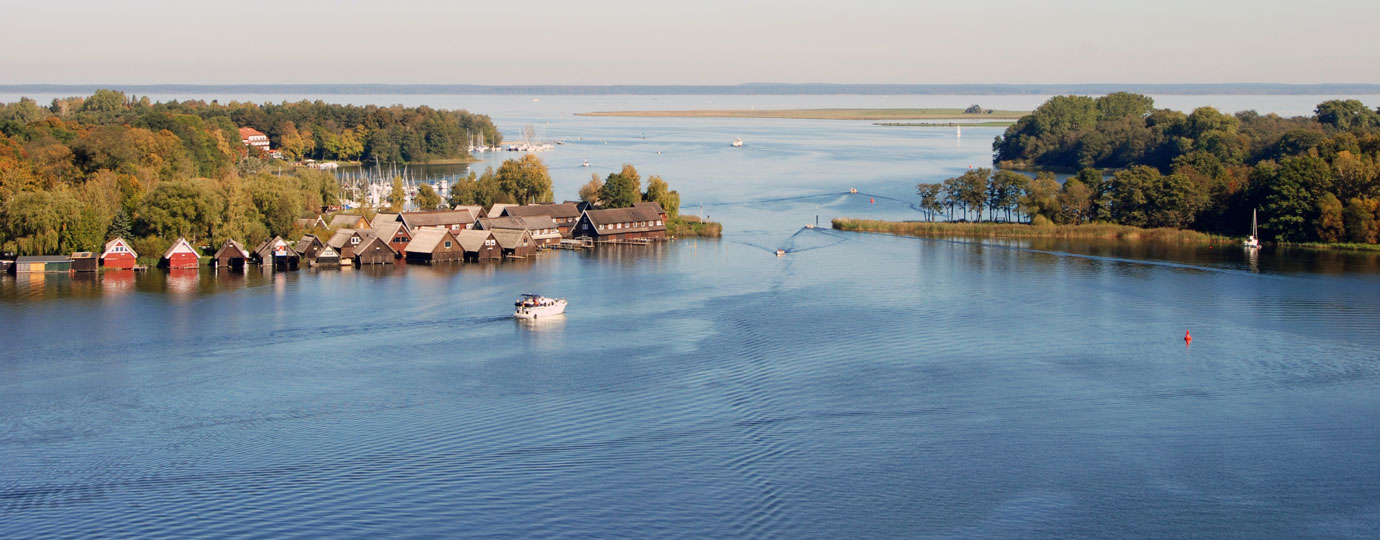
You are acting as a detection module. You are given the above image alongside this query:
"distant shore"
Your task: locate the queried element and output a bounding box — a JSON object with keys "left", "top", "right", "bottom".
{"left": 577, "top": 108, "right": 1028, "bottom": 121}
{"left": 875, "top": 121, "right": 1016, "bottom": 127}
{"left": 832, "top": 218, "right": 1228, "bottom": 243}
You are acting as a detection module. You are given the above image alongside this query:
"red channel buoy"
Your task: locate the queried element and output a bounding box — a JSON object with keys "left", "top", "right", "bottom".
{"left": 870, "top": 198, "right": 875, "bottom": 204}
{"left": 1184, "top": 330, "right": 1192, "bottom": 344}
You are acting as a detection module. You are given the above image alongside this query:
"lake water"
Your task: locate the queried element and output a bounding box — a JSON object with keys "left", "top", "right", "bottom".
{"left": 4, "top": 95, "right": 1380, "bottom": 539}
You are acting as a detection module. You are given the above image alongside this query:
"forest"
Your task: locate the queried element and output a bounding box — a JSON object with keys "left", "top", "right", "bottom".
{"left": 0, "top": 90, "right": 500, "bottom": 257}
{"left": 983, "top": 93, "right": 1380, "bottom": 242}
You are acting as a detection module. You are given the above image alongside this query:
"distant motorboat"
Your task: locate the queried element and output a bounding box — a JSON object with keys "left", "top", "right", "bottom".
{"left": 514, "top": 294, "right": 566, "bottom": 319}
{"left": 582, "top": 159, "right": 589, "bottom": 167}
{"left": 1244, "top": 209, "right": 1261, "bottom": 249}
{"left": 731, "top": 137, "right": 743, "bottom": 147}
{"left": 776, "top": 249, "right": 786, "bottom": 257}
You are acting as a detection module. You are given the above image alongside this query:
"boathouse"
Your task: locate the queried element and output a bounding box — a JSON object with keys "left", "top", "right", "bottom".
{"left": 213, "top": 239, "right": 250, "bottom": 270}
{"left": 501, "top": 202, "right": 582, "bottom": 237}
{"left": 100, "top": 237, "right": 138, "bottom": 269}
{"left": 404, "top": 228, "right": 465, "bottom": 264}
{"left": 633, "top": 201, "right": 669, "bottom": 222}
{"left": 161, "top": 237, "right": 200, "bottom": 269}
{"left": 456, "top": 229, "right": 502, "bottom": 261}
{"left": 353, "top": 233, "right": 397, "bottom": 265}
{"left": 369, "top": 213, "right": 399, "bottom": 229}
{"left": 328, "top": 214, "right": 371, "bottom": 230}
{"left": 295, "top": 234, "right": 327, "bottom": 262}
{"left": 572, "top": 207, "right": 667, "bottom": 242}
{"left": 327, "top": 228, "right": 367, "bottom": 259}
{"left": 315, "top": 245, "right": 341, "bottom": 266}
{"left": 372, "top": 221, "right": 412, "bottom": 254}
{"left": 70, "top": 252, "right": 98, "bottom": 272}
{"left": 13, "top": 256, "right": 71, "bottom": 273}
{"left": 487, "top": 203, "right": 516, "bottom": 219}
{"left": 490, "top": 229, "right": 536, "bottom": 258}
{"left": 476, "top": 216, "right": 562, "bottom": 247}
{"left": 253, "top": 236, "right": 300, "bottom": 270}
{"left": 399, "top": 209, "right": 477, "bottom": 233}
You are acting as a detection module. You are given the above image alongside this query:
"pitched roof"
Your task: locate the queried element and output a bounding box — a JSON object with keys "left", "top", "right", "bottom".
{"left": 101, "top": 237, "right": 137, "bottom": 259}
{"left": 254, "top": 236, "right": 299, "bottom": 258}
{"left": 502, "top": 202, "right": 581, "bottom": 220}
{"left": 452, "top": 205, "right": 485, "bottom": 219}
{"left": 399, "top": 210, "right": 476, "bottom": 229}
{"left": 404, "top": 227, "right": 458, "bottom": 253}
{"left": 161, "top": 237, "right": 200, "bottom": 260}
{"left": 370, "top": 213, "right": 400, "bottom": 229}
{"left": 295, "top": 234, "right": 323, "bottom": 254}
{"left": 239, "top": 127, "right": 266, "bottom": 139}
{"left": 294, "top": 215, "right": 327, "bottom": 229}
{"left": 634, "top": 201, "right": 667, "bottom": 215}
{"left": 371, "top": 221, "right": 409, "bottom": 241}
{"left": 214, "top": 239, "right": 249, "bottom": 259}
{"left": 490, "top": 228, "right": 533, "bottom": 249}
{"left": 355, "top": 233, "right": 396, "bottom": 255}
{"left": 478, "top": 215, "right": 559, "bottom": 232}
{"left": 487, "top": 203, "right": 515, "bottom": 219}
{"left": 328, "top": 214, "right": 369, "bottom": 229}
{"left": 326, "top": 229, "right": 360, "bottom": 249}
{"left": 455, "top": 229, "right": 496, "bottom": 252}
{"left": 581, "top": 206, "right": 665, "bottom": 231}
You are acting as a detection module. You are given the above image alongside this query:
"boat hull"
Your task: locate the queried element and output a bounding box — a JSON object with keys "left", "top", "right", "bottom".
{"left": 514, "top": 299, "right": 567, "bottom": 319}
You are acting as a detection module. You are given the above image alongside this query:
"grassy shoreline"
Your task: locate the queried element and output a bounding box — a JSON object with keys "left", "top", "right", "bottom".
{"left": 578, "top": 108, "right": 1028, "bottom": 121}
{"left": 832, "top": 218, "right": 1231, "bottom": 244}
{"left": 668, "top": 216, "right": 722, "bottom": 238}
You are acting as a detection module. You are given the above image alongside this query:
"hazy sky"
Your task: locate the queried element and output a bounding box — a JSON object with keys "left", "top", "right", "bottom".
{"left": 5, "top": 0, "right": 1378, "bottom": 85}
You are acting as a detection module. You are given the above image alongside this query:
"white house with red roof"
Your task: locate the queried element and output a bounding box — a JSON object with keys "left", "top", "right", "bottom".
{"left": 239, "top": 127, "right": 270, "bottom": 152}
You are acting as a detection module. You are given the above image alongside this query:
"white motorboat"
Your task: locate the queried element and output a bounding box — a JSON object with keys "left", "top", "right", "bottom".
{"left": 731, "top": 137, "right": 743, "bottom": 147}
{"left": 514, "top": 294, "right": 567, "bottom": 319}
{"left": 1244, "top": 209, "right": 1260, "bottom": 249}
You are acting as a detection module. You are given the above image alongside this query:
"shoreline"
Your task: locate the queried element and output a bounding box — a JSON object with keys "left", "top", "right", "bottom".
{"left": 831, "top": 218, "right": 1230, "bottom": 243}
{"left": 577, "top": 108, "right": 1028, "bottom": 121}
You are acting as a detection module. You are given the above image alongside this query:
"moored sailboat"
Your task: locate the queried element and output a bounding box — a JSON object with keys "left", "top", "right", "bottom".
{"left": 1244, "top": 209, "right": 1260, "bottom": 249}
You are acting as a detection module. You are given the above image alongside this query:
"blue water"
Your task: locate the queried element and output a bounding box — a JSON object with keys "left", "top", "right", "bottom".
{"left": 4, "top": 95, "right": 1380, "bottom": 538}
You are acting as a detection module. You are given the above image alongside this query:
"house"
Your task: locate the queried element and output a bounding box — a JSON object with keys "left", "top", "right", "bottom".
{"left": 501, "top": 202, "right": 582, "bottom": 237}
{"left": 403, "top": 228, "right": 465, "bottom": 264}
{"left": 399, "top": 209, "right": 477, "bottom": 233}
{"left": 353, "top": 233, "right": 397, "bottom": 265}
{"left": 372, "top": 221, "right": 412, "bottom": 255}
{"left": 295, "top": 234, "right": 327, "bottom": 262}
{"left": 315, "top": 245, "right": 341, "bottom": 266}
{"left": 213, "top": 239, "right": 250, "bottom": 270}
{"left": 13, "top": 256, "right": 71, "bottom": 273}
{"left": 634, "top": 201, "right": 669, "bottom": 221}
{"left": 476, "top": 216, "right": 562, "bottom": 247}
{"left": 252, "top": 236, "right": 300, "bottom": 270}
{"left": 490, "top": 228, "right": 536, "bottom": 259}
{"left": 452, "top": 205, "right": 485, "bottom": 221}
{"left": 294, "top": 215, "right": 328, "bottom": 229}
{"left": 239, "top": 127, "right": 270, "bottom": 152}
{"left": 100, "top": 237, "right": 138, "bottom": 269}
{"left": 161, "top": 237, "right": 200, "bottom": 269}
{"left": 327, "top": 228, "right": 368, "bottom": 259}
{"left": 369, "top": 213, "right": 399, "bottom": 230}
{"left": 70, "top": 252, "right": 98, "bottom": 272}
{"left": 572, "top": 207, "right": 667, "bottom": 242}
{"left": 456, "top": 229, "right": 502, "bottom": 261}
{"left": 328, "top": 214, "right": 371, "bottom": 230}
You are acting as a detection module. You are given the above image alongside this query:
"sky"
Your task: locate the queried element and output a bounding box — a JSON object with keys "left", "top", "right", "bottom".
{"left": 4, "top": 0, "right": 1379, "bottom": 85}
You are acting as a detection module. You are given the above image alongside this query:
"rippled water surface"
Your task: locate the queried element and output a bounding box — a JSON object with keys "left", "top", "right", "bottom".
{"left": 4, "top": 95, "right": 1380, "bottom": 539}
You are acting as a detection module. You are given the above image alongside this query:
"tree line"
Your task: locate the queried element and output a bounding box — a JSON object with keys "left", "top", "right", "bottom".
{"left": 985, "top": 93, "right": 1380, "bottom": 242}
{"left": 0, "top": 90, "right": 500, "bottom": 257}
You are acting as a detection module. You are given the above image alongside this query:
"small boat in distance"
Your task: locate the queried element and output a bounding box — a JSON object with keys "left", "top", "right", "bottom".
{"left": 956, "top": 125, "right": 962, "bottom": 138}
{"left": 731, "top": 137, "right": 743, "bottom": 147}
{"left": 776, "top": 249, "right": 786, "bottom": 257}
{"left": 1244, "top": 209, "right": 1260, "bottom": 249}
{"left": 582, "top": 159, "right": 589, "bottom": 167}
{"left": 514, "top": 294, "right": 567, "bottom": 319}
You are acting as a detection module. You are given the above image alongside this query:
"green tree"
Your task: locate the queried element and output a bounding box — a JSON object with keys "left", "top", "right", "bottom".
{"left": 1315, "top": 100, "right": 1380, "bottom": 131}
{"left": 107, "top": 208, "right": 132, "bottom": 239}
{"left": 599, "top": 169, "right": 641, "bottom": 209}
{"left": 987, "top": 171, "right": 1028, "bottom": 222}
{"left": 1095, "top": 92, "right": 1155, "bottom": 121}
{"left": 136, "top": 178, "right": 224, "bottom": 241}
{"left": 448, "top": 170, "right": 478, "bottom": 208}
{"left": 1343, "top": 198, "right": 1378, "bottom": 243}
{"left": 917, "top": 183, "right": 944, "bottom": 222}
{"left": 579, "top": 173, "right": 603, "bottom": 206}
{"left": 495, "top": 154, "right": 553, "bottom": 204}
{"left": 1315, "top": 192, "right": 1345, "bottom": 242}
{"left": 643, "top": 175, "right": 679, "bottom": 219}
{"left": 386, "top": 177, "right": 404, "bottom": 212}
{"left": 1059, "top": 177, "right": 1092, "bottom": 224}
{"left": 417, "top": 183, "right": 441, "bottom": 210}
{"left": 1019, "top": 172, "right": 1061, "bottom": 223}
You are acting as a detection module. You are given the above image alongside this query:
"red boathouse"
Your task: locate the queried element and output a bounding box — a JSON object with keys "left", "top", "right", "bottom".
{"left": 100, "top": 237, "right": 138, "bottom": 269}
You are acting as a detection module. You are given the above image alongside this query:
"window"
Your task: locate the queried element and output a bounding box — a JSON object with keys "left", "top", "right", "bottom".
{"left": 445, "top": 241, "right": 452, "bottom": 249}
{"left": 657, "top": 220, "right": 663, "bottom": 226}
{"left": 350, "top": 237, "right": 360, "bottom": 245}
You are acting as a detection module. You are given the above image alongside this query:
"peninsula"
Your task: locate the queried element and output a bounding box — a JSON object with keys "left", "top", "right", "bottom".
{"left": 577, "top": 108, "right": 1028, "bottom": 121}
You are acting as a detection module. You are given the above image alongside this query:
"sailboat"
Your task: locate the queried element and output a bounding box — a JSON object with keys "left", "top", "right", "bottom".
{"left": 956, "top": 125, "right": 962, "bottom": 138}
{"left": 1244, "top": 209, "right": 1260, "bottom": 249}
